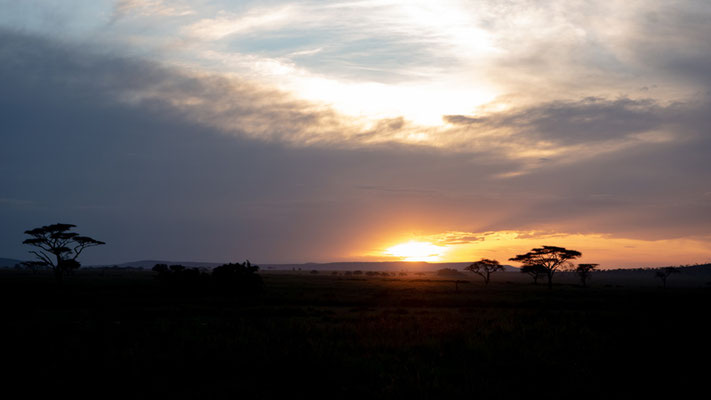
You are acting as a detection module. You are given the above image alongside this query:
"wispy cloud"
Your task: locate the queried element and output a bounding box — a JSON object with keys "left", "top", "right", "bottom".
{"left": 183, "top": 5, "right": 298, "bottom": 40}
{"left": 113, "top": 0, "right": 194, "bottom": 20}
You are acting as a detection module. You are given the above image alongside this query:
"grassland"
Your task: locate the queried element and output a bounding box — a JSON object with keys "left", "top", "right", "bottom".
{"left": 1, "top": 269, "right": 709, "bottom": 399}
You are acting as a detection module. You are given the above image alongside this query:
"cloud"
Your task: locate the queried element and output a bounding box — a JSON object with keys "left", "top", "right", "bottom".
{"left": 441, "top": 96, "right": 703, "bottom": 168}
{"left": 113, "top": 0, "right": 194, "bottom": 20}
{"left": 184, "top": 5, "right": 297, "bottom": 40}
{"left": 2, "top": 28, "right": 711, "bottom": 266}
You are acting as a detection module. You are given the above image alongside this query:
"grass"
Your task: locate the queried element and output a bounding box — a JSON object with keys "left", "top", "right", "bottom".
{"left": 1, "top": 269, "right": 709, "bottom": 399}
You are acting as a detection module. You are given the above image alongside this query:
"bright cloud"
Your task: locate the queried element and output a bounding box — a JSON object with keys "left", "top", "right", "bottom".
{"left": 1, "top": 1, "right": 711, "bottom": 265}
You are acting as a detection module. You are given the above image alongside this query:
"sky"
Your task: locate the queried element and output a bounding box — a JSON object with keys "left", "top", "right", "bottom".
{"left": 1, "top": 0, "right": 711, "bottom": 267}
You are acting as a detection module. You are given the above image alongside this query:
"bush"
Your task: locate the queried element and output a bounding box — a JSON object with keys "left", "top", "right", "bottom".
{"left": 152, "top": 264, "right": 211, "bottom": 293}
{"left": 436, "top": 268, "right": 463, "bottom": 277}
{"left": 153, "top": 260, "right": 263, "bottom": 296}
{"left": 212, "top": 260, "right": 264, "bottom": 295}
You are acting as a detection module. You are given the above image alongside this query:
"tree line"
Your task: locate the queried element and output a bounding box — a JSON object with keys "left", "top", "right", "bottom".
{"left": 19, "top": 223, "right": 262, "bottom": 294}
{"left": 19, "top": 223, "right": 683, "bottom": 289}
{"left": 465, "top": 245, "right": 683, "bottom": 288}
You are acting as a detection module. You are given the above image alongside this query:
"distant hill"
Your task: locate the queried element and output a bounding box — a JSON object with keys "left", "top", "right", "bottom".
{"left": 89, "top": 260, "right": 519, "bottom": 272}
{"left": 0, "top": 258, "right": 24, "bottom": 268}
{"left": 93, "top": 260, "right": 223, "bottom": 269}
{"left": 678, "top": 263, "right": 711, "bottom": 274}
{"left": 598, "top": 263, "right": 711, "bottom": 275}
{"left": 259, "top": 262, "right": 519, "bottom": 272}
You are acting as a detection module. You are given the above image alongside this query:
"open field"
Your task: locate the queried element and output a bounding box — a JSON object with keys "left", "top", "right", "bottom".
{"left": 2, "top": 269, "right": 710, "bottom": 399}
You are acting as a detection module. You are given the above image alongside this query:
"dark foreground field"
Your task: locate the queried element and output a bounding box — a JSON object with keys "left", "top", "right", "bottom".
{"left": 2, "top": 269, "right": 709, "bottom": 399}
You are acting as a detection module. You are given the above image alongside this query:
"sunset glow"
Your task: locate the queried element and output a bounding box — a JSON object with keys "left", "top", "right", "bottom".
{"left": 372, "top": 230, "right": 711, "bottom": 268}
{"left": 2, "top": 1, "right": 711, "bottom": 267}
{"left": 385, "top": 241, "right": 446, "bottom": 262}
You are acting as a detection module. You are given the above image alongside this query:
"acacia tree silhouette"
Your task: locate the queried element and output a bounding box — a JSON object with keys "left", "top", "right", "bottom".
{"left": 510, "top": 246, "right": 582, "bottom": 289}
{"left": 575, "top": 263, "right": 599, "bottom": 287}
{"left": 464, "top": 258, "right": 504, "bottom": 285}
{"left": 654, "top": 266, "right": 680, "bottom": 288}
{"left": 22, "top": 223, "right": 105, "bottom": 281}
{"left": 520, "top": 263, "right": 548, "bottom": 285}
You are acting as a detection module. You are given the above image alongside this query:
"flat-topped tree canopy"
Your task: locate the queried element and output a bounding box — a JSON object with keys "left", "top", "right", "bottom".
{"left": 465, "top": 258, "right": 504, "bottom": 285}
{"left": 509, "top": 246, "right": 582, "bottom": 288}
{"left": 22, "top": 223, "right": 105, "bottom": 279}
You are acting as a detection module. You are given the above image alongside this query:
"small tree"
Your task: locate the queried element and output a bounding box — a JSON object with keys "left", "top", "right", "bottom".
{"left": 520, "top": 264, "right": 548, "bottom": 285}
{"left": 654, "top": 267, "right": 680, "bottom": 288}
{"left": 575, "top": 263, "right": 599, "bottom": 287}
{"left": 510, "top": 246, "right": 582, "bottom": 289}
{"left": 22, "top": 223, "right": 105, "bottom": 280}
{"left": 212, "top": 260, "right": 263, "bottom": 295}
{"left": 20, "top": 261, "right": 48, "bottom": 274}
{"left": 464, "top": 258, "right": 504, "bottom": 286}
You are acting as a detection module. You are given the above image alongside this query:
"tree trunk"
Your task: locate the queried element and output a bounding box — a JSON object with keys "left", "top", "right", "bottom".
{"left": 54, "top": 254, "right": 63, "bottom": 282}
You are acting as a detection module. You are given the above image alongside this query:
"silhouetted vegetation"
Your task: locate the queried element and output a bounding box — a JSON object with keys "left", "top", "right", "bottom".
{"left": 22, "top": 223, "right": 104, "bottom": 281}
{"left": 152, "top": 263, "right": 211, "bottom": 293}
{"left": 464, "top": 258, "right": 504, "bottom": 285}
{"left": 510, "top": 246, "right": 582, "bottom": 289}
{"left": 211, "top": 260, "right": 264, "bottom": 295}
{"left": 654, "top": 266, "right": 681, "bottom": 288}
{"left": 436, "top": 267, "right": 464, "bottom": 277}
{"left": 520, "top": 263, "right": 548, "bottom": 284}
{"left": 575, "top": 263, "right": 599, "bottom": 287}
{"left": 152, "top": 260, "right": 263, "bottom": 296}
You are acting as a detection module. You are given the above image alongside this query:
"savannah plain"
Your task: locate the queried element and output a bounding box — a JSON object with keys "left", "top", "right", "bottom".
{"left": 2, "top": 265, "right": 709, "bottom": 399}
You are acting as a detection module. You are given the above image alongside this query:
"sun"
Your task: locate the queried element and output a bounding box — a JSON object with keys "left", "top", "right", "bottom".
{"left": 385, "top": 241, "right": 445, "bottom": 262}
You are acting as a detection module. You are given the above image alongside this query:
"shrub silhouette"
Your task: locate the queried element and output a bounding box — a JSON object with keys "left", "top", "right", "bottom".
{"left": 437, "top": 268, "right": 463, "bottom": 277}
{"left": 654, "top": 266, "right": 680, "bottom": 288}
{"left": 575, "top": 263, "right": 599, "bottom": 287}
{"left": 152, "top": 264, "right": 210, "bottom": 293}
{"left": 211, "top": 260, "right": 263, "bottom": 295}
{"left": 152, "top": 261, "right": 262, "bottom": 295}
{"left": 520, "top": 264, "right": 548, "bottom": 285}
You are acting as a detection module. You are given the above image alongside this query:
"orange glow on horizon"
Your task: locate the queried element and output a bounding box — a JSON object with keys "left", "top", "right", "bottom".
{"left": 369, "top": 230, "right": 711, "bottom": 268}
{"left": 385, "top": 241, "right": 446, "bottom": 261}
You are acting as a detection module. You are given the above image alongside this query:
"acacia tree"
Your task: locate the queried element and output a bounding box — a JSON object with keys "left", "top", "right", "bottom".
{"left": 520, "top": 263, "right": 548, "bottom": 285}
{"left": 464, "top": 258, "right": 504, "bottom": 286}
{"left": 575, "top": 263, "right": 599, "bottom": 288}
{"left": 22, "top": 223, "right": 105, "bottom": 280}
{"left": 654, "top": 267, "right": 680, "bottom": 288}
{"left": 509, "top": 246, "right": 582, "bottom": 289}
